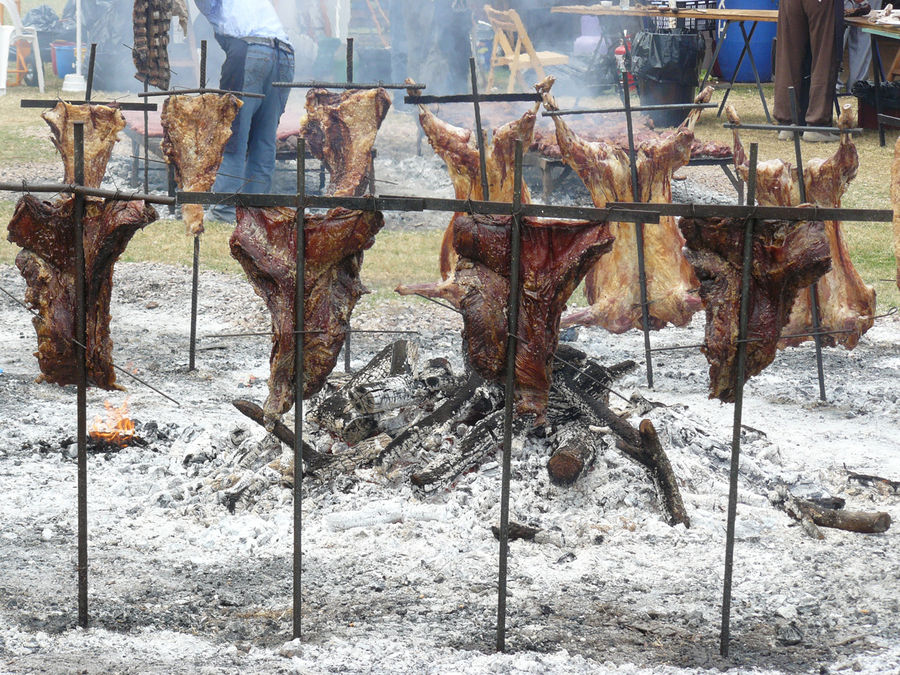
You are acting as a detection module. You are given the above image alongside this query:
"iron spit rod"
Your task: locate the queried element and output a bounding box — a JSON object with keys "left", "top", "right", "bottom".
{"left": 73, "top": 122, "right": 89, "bottom": 630}
{"left": 346, "top": 37, "right": 353, "bottom": 84}
{"left": 85, "top": 44, "right": 97, "bottom": 102}
{"left": 200, "top": 39, "right": 207, "bottom": 89}
{"left": 722, "top": 123, "right": 860, "bottom": 134}
{"left": 470, "top": 58, "right": 491, "bottom": 203}
{"left": 788, "top": 87, "right": 827, "bottom": 401}
{"left": 721, "top": 142, "right": 759, "bottom": 658}
{"left": 137, "top": 87, "right": 265, "bottom": 99}
{"left": 293, "top": 138, "right": 306, "bottom": 641}
{"left": 189, "top": 235, "right": 200, "bottom": 371}
{"left": 143, "top": 77, "right": 149, "bottom": 193}
{"left": 497, "top": 139, "right": 524, "bottom": 653}
{"left": 0, "top": 182, "right": 174, "bottom": 204}
{"left": 19, "top": 99, "right": 157, "bottom": 110}
{"left": 275, "top": 80, "right": 427, "bottom": 90}
{"left": 622, "top": 71, "right": 654, "bottom": 390}
{"left": 543, "top": 102, "right": 717, "bottom": 116}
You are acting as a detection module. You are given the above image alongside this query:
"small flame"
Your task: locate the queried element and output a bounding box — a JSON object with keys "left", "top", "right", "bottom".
{"left": 89, "top": 399, "right": 135, "bottom": 446}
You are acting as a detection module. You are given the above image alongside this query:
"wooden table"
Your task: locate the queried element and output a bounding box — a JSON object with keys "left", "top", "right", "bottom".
{"left": 847, "top": 16, "right": 900, "bottom": 146}
{"left": 552, "top": 4, "right": 778, "bottom": 122}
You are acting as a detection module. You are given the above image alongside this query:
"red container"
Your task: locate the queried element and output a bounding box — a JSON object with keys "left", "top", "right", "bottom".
{"left": 857, "top": 100, "right": 900, "bottom": 130}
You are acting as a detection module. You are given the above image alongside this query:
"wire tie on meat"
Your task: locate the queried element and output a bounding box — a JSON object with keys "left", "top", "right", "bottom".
{"left": 414, "top": 293, "right": 462, "bottom": 315}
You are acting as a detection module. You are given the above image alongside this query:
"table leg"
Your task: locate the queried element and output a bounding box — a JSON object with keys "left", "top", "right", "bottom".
{"left": 737, "top": 21, "right": 771, "bottom": 123}
{"left": 700, "top": 20, "right": 729, "bottom": 93}
{"left": 872, "top": 33, "right": 885, "bottom": 147}
{"left": 717, "top": 21, "right": 758, "bottom": 119}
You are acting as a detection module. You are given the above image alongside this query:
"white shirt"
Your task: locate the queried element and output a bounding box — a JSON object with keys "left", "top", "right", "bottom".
{"left": 194, "top": 0, "right": 291, "bottom": 44}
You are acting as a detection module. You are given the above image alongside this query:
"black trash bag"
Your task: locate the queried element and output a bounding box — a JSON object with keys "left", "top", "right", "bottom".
{"left": 23, "top": 6, "right": 62, "bottom": 32}
{"left": 851, "top": 80, "right": 900, "bottom": 108}
{"left": 629, "top": 30, "right": 703, "bottom": 86}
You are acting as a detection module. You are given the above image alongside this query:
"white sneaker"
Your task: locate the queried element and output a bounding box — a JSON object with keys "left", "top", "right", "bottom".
{"left": 777, "top": 129, "right": 793, "bottom": 141}
{"left": 802, "top": 130, "right": 840, "bottom": 143}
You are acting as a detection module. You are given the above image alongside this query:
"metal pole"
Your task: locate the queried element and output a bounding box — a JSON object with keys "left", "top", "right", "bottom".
{"left": 346, "top": 37, "right": 353, "bottom": 83}
{"left": 622, "top": 71, "right": 654, "bottom": 389}
{"left": 720, "top": 142, "right": 759, "bottom": 658}
{"left": 188, "top": 40, "right": 207, "bottom": 372}
{"left": 293, "top": 138, "right": 306, "bottom": 640}
{"left": 73, "top": 122, "right": 89, "bottom": 629}
{"left": 188, "top": 237, "right": 200, "bottom": 371}
{"left": 344, "top": 330, "right": 352, "bottom": 373}
{"left": 470, "top": 58, "right": 491, "bottom": 201}
{"left": 167, "top": 164, "right": 176, "bottom": 215}
{"left": 497, "top": 139, "right": 524, "bottom": 653}
{"left": 85, "top": 43, "right": 96, "bottom": 102}
{"left": 788, "top": 87, "right": 827, "bottom": 401}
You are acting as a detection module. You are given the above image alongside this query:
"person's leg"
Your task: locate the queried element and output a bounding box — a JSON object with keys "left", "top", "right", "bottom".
{"left": 804, "top": 0, "right": 840, "bottom": 126}
{"left": 211, "top": 35, "right": 256, "bottom": 220}
{"left": 774, "top": 0, "right": 811, "bottom": 125}
{"left": 846, "top": 0, "right": 880, "bottom": 88}
{"left": 245, "top": 44, "right": 294, "bottom": 194}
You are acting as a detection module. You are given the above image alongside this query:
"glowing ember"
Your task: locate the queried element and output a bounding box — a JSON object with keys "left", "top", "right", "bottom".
{"left": 89, "top": 399, "right": 135, "bottom": 446}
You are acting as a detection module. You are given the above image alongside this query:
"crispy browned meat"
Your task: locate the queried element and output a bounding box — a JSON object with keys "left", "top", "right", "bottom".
{"left": 299, "top": 88, "right": 391, "bottom": 197}
{"left": 161, "top": 93, "right": 243, "bottom": 235}
{"left": 396, "top": 214, "right": 613, "bottom": 421}
{"left": 541, "top": 88, "right": 710, "bottom": 333}
{"left": 7, "top": 195, "right": 157, "bottom": 389}
{"left": 230, "top": 206, "right": 384, "bottom": 424}
{"left": 408, "top": 79, "right": 541, "bottom": 279}
{"left": 42, "top": 103, "right": 126, "bottom": 189}
{"left": 892, "top": 136, "right": 900, "bottom": 292}
{"left": 726, "top": 103, "right": 874, "bottom": 349}
{"left": 680, "top": 217, "right": 831, "bottom": 402}
{"left": 132, "top": 0, "right": 183, "bottom": 90}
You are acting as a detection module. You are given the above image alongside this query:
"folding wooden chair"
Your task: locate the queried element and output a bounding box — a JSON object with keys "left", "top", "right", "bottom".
{"left": 484, "top": 4, "right": 569, "bottom": 93}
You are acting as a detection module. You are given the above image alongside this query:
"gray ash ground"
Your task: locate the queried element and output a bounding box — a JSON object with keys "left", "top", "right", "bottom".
{"left": 1, "top": 109, "right": 899, "bottom": 674}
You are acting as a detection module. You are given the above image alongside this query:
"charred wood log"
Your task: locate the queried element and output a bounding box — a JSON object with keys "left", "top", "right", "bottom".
{"left": 376, "top": 373, "right": 486, "bottom": 467}
{"left": 551, "top": 348, "right": 689, "bottom": 527}
{"left": 846, "top": 469, "right": 900, "bottom": 494}
{"left": 770, "top": 485, "right": 892, "bottom": 538}
{"left": 232, "top": 399, "right": 329, "bottom": 473}
{"left": 491, "top": 521, "right": 539, "bottom": 541}
{"left": 411, "top": 410, "right": 506, "bottom": 493}
{"left": 547, "top": 426, "right": 596, "bottom": 486}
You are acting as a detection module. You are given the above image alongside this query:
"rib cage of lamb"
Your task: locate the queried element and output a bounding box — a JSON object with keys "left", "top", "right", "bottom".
{"left": 540, "top": 85, "right": 716, "bottom": 333}
{"left": 7, "top": 103, "right": 157, "bottom": 389}
{"left": 231, "top": 87, "right": 392, "bottom": 426}
{"left": 725, "top": 103, "right": 875, "bottom": 349}
{"left": 398, "top": 79, "right": 541, "bottom": 282}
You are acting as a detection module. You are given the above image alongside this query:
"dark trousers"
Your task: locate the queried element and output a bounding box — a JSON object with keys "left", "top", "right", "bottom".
{"left": 774, "top": 0, "right": 843, "bottom": 126}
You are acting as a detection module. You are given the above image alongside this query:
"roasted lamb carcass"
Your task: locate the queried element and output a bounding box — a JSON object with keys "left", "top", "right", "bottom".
{"left": 396, "top": 214, "right": 613, "bottom": 421}
{"left": 7, "top": 195, "right": 158, "bottom": 389}
{"left": 680, "top": 216, "right": 831, "bottom": 402}
{"left": 42, "top": 102, "right": 126, "bottom": 188}
{"left": 299, "top": 87, "right": 392, "bottom": 197}
{"left": 726, "top": 103, "right": 875, "bottom": 349}
{"left": 404, "top": 78, "right": 543, "bottom": 280}
{"left": 160, "top": 93, "right": 243, "bottom": 235}
{"left": 230, "top": 206, "right": 384, "bottom": 425}
{"left": 541, "top": 86, "right": 715, "bottom": 332}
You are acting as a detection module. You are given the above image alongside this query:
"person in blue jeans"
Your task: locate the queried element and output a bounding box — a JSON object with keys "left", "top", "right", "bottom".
{"left": 193, "top": 0, "right": 295, "bottom": 221}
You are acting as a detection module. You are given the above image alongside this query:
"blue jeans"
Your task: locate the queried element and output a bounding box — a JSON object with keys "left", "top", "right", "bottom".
{"left": 212, "top": 37, "right": 294, "bottom": 215}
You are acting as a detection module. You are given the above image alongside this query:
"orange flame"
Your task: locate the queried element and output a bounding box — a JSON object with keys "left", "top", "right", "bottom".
{"left": 89, "top": 399, "right": 135, "bottom": 446}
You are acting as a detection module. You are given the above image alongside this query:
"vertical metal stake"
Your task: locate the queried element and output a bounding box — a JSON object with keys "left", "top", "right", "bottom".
{"left": 293, "top": 138, "right": 307, "bottom": 640}
{"left": 199, "top": 39, "right": 207, "bottom": 89}
{"left": 720, "top": 142, "right": 759, "bottom": 658}
{"left": 167, "top": 164, "right": 176, "bottom": 215}
{"left": 344, "top": 330, "right": 352, "bottom": 373}
{"left": 497, "top": 140, "right": 524, "bottom": 653}
{"left": 622, "top": 71, "right": 654, "bottom": 389}
{"left": 142, "top": 77, "right": 150, "bottom": 193}
{"left": 85, "top": 44, "right": 97, "bottom": 102}
{"left": 73, "top": 122, "right": 89, "bottom": 629}
{"left": 788, "top": 87, "right": 827, "bottom": 401}
{"left": 470, "top": 57, "right": 490, "bottom": 201}
{"left": 188, "top": 236, "right": 200, "bottom": 371}
{"left": 346, "top": 37, "right": 354, "bottom": 83}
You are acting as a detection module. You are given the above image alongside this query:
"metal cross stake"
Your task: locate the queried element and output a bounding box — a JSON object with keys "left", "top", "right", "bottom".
{"left": 720, "top": 142, "right": 759, "bottom": 657}
{"left": 293, "top": 138, "right": 307, "bottom": 641}
{"left": 188, "top": 40, "right": 209, "bottom": 372}
{"left": 496, "top": 139, "right": 525, "bottom": 652}
{"left": 621, "top": 71, "right": 655, "bottom": 389}
{"left": 788, "top": 87, "right": 827, "bottom": 401}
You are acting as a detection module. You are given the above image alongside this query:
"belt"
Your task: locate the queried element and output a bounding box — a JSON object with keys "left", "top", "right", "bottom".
{"left": 243, "top": 36, "right": 293, "bottom": 54}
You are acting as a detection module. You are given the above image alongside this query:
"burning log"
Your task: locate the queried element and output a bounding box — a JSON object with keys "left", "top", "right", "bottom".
{"left": 846, "top": 469, "right": 900, "bottom": 494}
{"left": 547, "top": 426, "right": 596, "bottom": 486}
{"left": 552, "top": 346, "right": 689, "bottom": 527}
{"left": 769, "top": 485, "right": 891, "bottom": 538}
{"left": 231, "top": 399, "right": 329, "bottom": 473}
